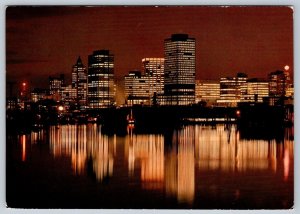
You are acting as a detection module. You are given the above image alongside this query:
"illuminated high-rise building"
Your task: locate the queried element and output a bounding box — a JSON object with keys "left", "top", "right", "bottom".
{"left": 72, "top": 56, "right": 87, "bottom": 109}
{"left": 142, "top": 58, "right": 165, "bottom": 104}
{"left": 217, "top": 73, "right": 248, "bottom": 107}
{"left": 164, "top": 34, "right": 196, "bottom": 105}
{"left": 88, "top": 50, "right": 115, "bottom": 109}
{"left": 124, "top": 71, "right": 149, "bottom": 105}
{"left": 195, "top": 80, "right": 220, "bottom": 105}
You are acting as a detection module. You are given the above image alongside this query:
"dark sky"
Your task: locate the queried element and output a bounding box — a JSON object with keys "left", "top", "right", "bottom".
{"left": 6, "top": 6, "right": 293, "bottom": 89}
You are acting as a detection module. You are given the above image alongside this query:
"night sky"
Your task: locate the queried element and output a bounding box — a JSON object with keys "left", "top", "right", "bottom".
{"left": 6, "top": 6, "right": 293, "bottom": 95}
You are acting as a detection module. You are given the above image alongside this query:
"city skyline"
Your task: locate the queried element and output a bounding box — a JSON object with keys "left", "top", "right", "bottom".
{"left": 5, "top": 5, "right": 294, "bottom": 210}
{"left": 6, "top": 6, "right": 293, "bottom": 92}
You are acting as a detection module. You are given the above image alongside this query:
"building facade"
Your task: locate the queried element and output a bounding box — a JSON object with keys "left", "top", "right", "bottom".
{"left": 195, "top": 80, "right": 220, "bottom": 106}
{"left": 124, "top": 71, "right": 149, "bottom": 105}
{"left": 240, "top": 79, "right": 269, "bottom": 103}
{"left": 268, "top": 70, "right": 291, "bottom": 97}
{"left": 142, "top": 58, "right": 165, "bottom": 104}
{"left": 31, "top": 88, "right": 48, "bottom": 103}
{"left": 49, "top": 74, "right": 65, "bottom": 97}
{"left": 286, "top": 84, "right": 294, "bottom": 98}
{"left": 88, "top": 50, "right": 115, "bottom": 109}
{"left": 164, "top": 34, "right": 196, "bottom": 106}
{"left": 217, "top": 73, "right": 248, "bottom": 107}
{"left": 59, "top": 85, "right": 77, "bottom": 110}
{"left": 72, "top": 56, "right": 87, "bottom": 109}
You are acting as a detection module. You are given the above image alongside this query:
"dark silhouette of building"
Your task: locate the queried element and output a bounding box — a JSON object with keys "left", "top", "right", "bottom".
{"left": 268, "top": 70, "right": 290, "bottom": 97}
{"left": 49, "top": 74, "right": 65, "bottom": 95}
{"left": 31, "top": 88, "right": 48, "bottom": 102}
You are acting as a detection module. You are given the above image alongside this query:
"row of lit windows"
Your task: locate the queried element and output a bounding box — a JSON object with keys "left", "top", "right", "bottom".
{"left": 88, "top": 83, "right": 110, "bottom": 87}
{"left": 89, "top": 63, "right": 114, "bottom": 67}
{"left": 88, "top": 73, "right": 113, "bottom": 77}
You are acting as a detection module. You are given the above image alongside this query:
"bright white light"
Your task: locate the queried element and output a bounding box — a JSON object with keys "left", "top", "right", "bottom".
{"left": 58, "top": 106, "right": 64, "bottom": 111}
{"left": 284, "top": 65, "right": 290, "bottom": 71}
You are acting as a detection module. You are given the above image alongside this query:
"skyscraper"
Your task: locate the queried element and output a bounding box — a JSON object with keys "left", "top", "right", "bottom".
{"left": 164, "top": 34, "right": 196, "bottom": 106}
{"left": 72, "top": 56, "right": 87, "bottom": 109}
{"left": 88, "top": 50, "right": 115, "bottom": 109}
{"left": 142, "top": 58, "right": 165, "bottom": 104}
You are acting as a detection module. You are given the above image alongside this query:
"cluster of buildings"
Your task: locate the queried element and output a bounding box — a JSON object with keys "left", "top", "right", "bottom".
{"left": 124, "top": 34, "right": 293, "bottom": 107}
{"left": 195, "top": 70, "right": 293, "bottom": 107}
{"left": 7, "top": 33, "right": 294, "bottom": 111}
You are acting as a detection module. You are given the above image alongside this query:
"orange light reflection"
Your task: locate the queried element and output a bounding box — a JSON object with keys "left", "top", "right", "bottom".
{"left": 21, "top": 135, "right": 26, "bottom": 162}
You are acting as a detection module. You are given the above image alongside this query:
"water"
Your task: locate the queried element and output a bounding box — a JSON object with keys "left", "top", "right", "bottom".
{"left": 6, "top": 124, "right": 294, "bottom": 209}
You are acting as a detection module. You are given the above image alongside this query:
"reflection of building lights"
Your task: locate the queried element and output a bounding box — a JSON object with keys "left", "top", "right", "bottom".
{"left": 21, "top": 135, "right": 26, "bottom": 162}
{"left": 194, "top": 124, "right": 288, "bottom": 172}
{"left": 49, "top": 124, "right": 115, "bottom": 182}
{"left": 283, "top": 148, "right": 289, "bottom": 181}
{"left": 126, "top": 134, "right": 165, "bottom": 189}
{"left": 165, "top": 127, "right": 195, "bottom": 204}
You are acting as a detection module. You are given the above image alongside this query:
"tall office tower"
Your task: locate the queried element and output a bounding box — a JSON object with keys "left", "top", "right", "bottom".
{"left": 142, "top": 58, "right": 165, "bottom": 104}
{"left": 217, "top": 73, "right": 248, "bottom": 107}
{"left": 268, "top": 70, "right": 290, "bottom": 97}
{"left": 195, "top": 80, "right": 220, "bottom": 106}
{"left": 124, "top": 71, "right": 149, "bottom": 106}
{"left": 72, "top": 56, "right": 87, "bottom": 109}
{"left": 240, "top": 78, "right": 269, "bottom": 103}
{"left": 49, "top": 74, "right": 65, "bottom": 95}
{"left": 88, "top": 50, "right": 115, "bottom": 109}
{"left": 164, "top": 34, "right": 196, "bottom": 106}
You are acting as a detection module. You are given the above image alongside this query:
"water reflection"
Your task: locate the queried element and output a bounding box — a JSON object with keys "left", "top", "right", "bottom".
{"left": 21, "top": 135, "right": 26, "bottom": 162}
{"left": 19, "top": 123, "right": 293, "bottom": 206}
{"left": 165, "top": 127, "right": 195, "bottom": 204}
{"left": 125, "top": 130, "right": 164, "bottom": 190}
{"left": 49, "top": 124, "right": 115, "bottom": 181}
{"left": 194, "top": 125, "right": 294, "bottom": 174}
